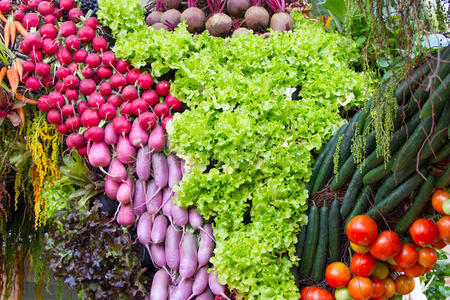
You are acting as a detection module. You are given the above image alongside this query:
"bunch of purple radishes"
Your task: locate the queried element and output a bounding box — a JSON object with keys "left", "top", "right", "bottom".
{"left": 146, "top": 0, "right": 293, "bottom": 37}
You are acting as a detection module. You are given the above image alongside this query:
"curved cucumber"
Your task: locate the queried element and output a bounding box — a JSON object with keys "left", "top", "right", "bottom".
{"left": 429, "top": 142, "right": 450, "bottom": 164}
{"left": 328, "top": 200, "right": 341, "bottom": 264}
{"left": 363, "top": 159, "right": 395, "bottom": 185}
{"left": 374, "top": 161, "right": 418, "bottom": 203}
{"left": 312, "top": 205, "right": 329, "bottom": 282}
{"left": 336, "top": 112, "right": 361, "bottom": 169}
{"left": 420, "top": 72, "right": 450, "bottom": 118}
{"left": 345, "top": 185, "right": 374, "bottom": 229}
{"left": 306, "top": 135, "right": 337, "bottom": 195}
{"left": 340, "top": 168, "right": 364, "bottom": 218}
{"left": 300, "top": 204, "right": 319, "bottom": 278}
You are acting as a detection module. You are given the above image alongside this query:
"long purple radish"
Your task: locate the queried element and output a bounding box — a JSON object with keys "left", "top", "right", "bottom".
{"left": 146, "top": 180, "right": 162, "bottom": 214}
{"left": 117, "top": 135, "right": 136, "bottom": 164}
{"left": 165, "top": 224, "right": 182, "bottom": 271}
{"left": 172, "top": 202, "right": 189, "bottom": 227}
{"left": 104, "top": 122, "right": 118, "bottom": 145}
{"left": 129, "top": 118, "right": 149, "bottom": 147}
{"left": 191, "top": 266, "right": 208, "bottom": 297}
{"left": 197, "top": 224, "right": 215, "bottom": 268}
{"left": 116, "top": 177, "right": 134, "bottom": 205}
{"left": 137, "top": 212, "right": 153, "bottom": 255}
{"left": 161, "top": 187, "right": 174, "bottom": 217}
{"left": 133, "top": 179, "right": 147, "bottom": 217}
{"left": 136, "top": 146, "right": 151, "bottom": 180}
{"left": 148, "top": 125, "right": 165, "bottom": 152}
{"left": 108, "top": 159, "right": 127, "bottom": 183}
{"left": 171, "top": 278, "right": 193, "bottom": 300}
{"left": 208, "top": 271, "right": 229, "bottom": 299}
{"left": 188, "top": 208, "right": 203, "bottom": 229}
{"left": 147, "top": 152, "right": 168, "bottom": 202}
{"left": 105, "top": 175, "right": 120, "bottom": 200}
{"left": 150, "top": 244, "right": 167, "bottom": 268}
{"left": 167, "top": 154, "right": 182, "bottom": 187}
{"left": 196, "top": 290, "right": 214, "bottom": 300}
{"left": 150, "top": 269, "right": 170, "bottom": 300}
{"left": 179, "top": 232, "right": 198, "bottom": 279}
{"left": 151, "top": 214, "right": 168, "bottom": 243}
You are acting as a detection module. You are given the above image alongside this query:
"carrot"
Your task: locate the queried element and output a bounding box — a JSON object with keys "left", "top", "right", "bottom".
{"left": 0, "top": 13, "right": 7, "bottom": 23}
{"left": 0, "top": 67, "right": 6, "bottom": 84}
{"left": 15, "top": 60, "right": 23, "bottom": 81}
{"left": 9, "top": 21, "right": 16, "bottom": 47}
{"left": 16, "top": 93, "right": 37, "bottom": 105}
{"left": 14, "top": 22, "right": 27, "bottom": 37}
{"left": 4, "top": 21, "right": 10, "bottom": 48}
{"left": 7, "top": 67, "right": 18, "bottom": 95}
{"left": 16, "top": 107, "right": 25, "bottom": 126}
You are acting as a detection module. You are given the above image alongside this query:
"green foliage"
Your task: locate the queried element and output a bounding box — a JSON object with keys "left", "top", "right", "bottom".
{"left": 421, "top": 251, "right": 450, "bottom": 300}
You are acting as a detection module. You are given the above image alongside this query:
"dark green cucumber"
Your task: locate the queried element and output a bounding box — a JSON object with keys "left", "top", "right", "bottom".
{"left": 328, "top": 200, "right": 341, "bottom": 264}
{"left": 357, "top": 99, "right": 372, "bottom": 133}
{"left": 296, "top": 222, "right": 308, "bottom": 260}
{"left": 336, "top": 112, "right": 361, "bottom": 169}
{"left": 311, "top": 124, "right": 348, "bottom": 195}
{"left": 436, "top": 164, "right": 450, "bottom": 188}
{"left": 363, "top": 159, "right": 395, "bottom": 185}
{"left": 374, "top": 161, "right": 418, "bottom": 203}
{"left": 395, "top": 175, "right": 435, "bottom": 233}
{"left": 430, "top": 142, "right": 450, "bottom": 163}
{"left": 330, "top": 132, "right": 376, "bottom": 190}
{"left": 419, "top": 102, "right": 450, "bottom": 161}
{"left": 340, "top": 168, "right": 364, "bottom": 218}
{"left": 300, "top": 204, "right": 319, "bottom": 278}
{"left": 366, "top": 172, "right": 427, "bottom": 220}
{"left": 345, "top": 185, "right": 374, "bottom": 229}
{"left": 420, "top": 72, "right": 450, "bottom": 118}
{"left": 312, "top": 205, "right": 329, "bottom": 282}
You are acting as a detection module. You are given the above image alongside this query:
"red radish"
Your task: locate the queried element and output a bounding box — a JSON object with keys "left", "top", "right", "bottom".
{"left": 78, "top": 146, "right": 88, "bottom": 156}
{"left": 141, "top": 90, "right": 159, "bottom": 107}
{"left": 81, "top": 109, "right": 100, "bottom": 127}
{"left": 65, "top": 89, "right": 79, "bottom": 102}
{"left": 122, "top": 85, "right": 138, "bottom": 101}
{"left": 18, "top": 4, "right": 27, "bottom": 12}
{"left": 126, "top": 69, "right": 141, "bottom": 84}
{"left": 24, "top": 33, "right": 42, "bottom": 49}
{"left": 117, "top": 136, "right": 136, "bottom": 164}
{"left": 76, "top": 102, "right": 88, "bottom": 115}
{"left": 99, "top": 103, "right": 116, "bottom": 121}
{"left": 156, "top": 81, "right": 170, "bottom": 96}
{"left": 44, "top": 14, "right": 57, "bottom": 24}
{"left": 108, "top": 159, "right": 127, "bottom": 183}
{"left": 27, "top": 0, "right": 40, "bottom": 10}
{"left": 149, "top": 126, "right": 165, "bottom": 151}
{"left": 13, "top": 10, "right": 24, "bottom": 21}
{"left": 154, "top": 102, "right": 170, "bottom": 118}
{"left": 56, "top": 67, "right": 70, "bottom": 79}
{"left": 63, "top": 74, "right": 78, "bottom": 89}
{"left": 20, "top": 41, "right": 31, "bottom": 55}
{"left": 244, "top": 0, "right": 269, "bottom": 32}
{"left": 88, "top": 141, "right": 111, "bottom": 167}
{"left": 97, "top": 66, "right": 113, "bottom": 79}
{"left": 162, "top": 115, "right": 173, "bottom": 131}
{"left": 30, "top": 50, "right": 44, "bottom": 62}
{"left": 120, "top": 102, "right": 133, "bottom": 115}
{"left": 113, "top": 115, "right": 131, "bottom": 136}
{"left": 105, "top": 176, "right": 120, "bottom": 200}
{"left": 47, "top": 109, "right": 63, "bottom": 124}
{"left": 129, "top": 119, "right": 149, "bottom": 147}
{"left": 165, "top": 94, "right": 183, "bottom": 111}
{"left": 102, "top": 51, "right": 116, "bottom": 67}
{"left": 77, "top": 26, "right": 95, "bottom": 43}
{"left": 85, "top": 126, "right": 104, "bottom": 142}
{"left": 55, "top": 80, "right": 66, "bottom": 93}
{"left": 180, "top": 0, "right": 206, "bottom": 33}
{"left": 57, "top": 124, "right": 69, "bottom": 134}
{"left": 137, "top": 73, "right": 154, "bottom": 89}
{"left": 265, "top": 0, "right": 293, "bottom": 31}
{"left": 58, "top": 21, "right": 77, "bottom": 37}
{"left": 66, "top": 62, "right": 76, "bottom": 74}
{"left": 73, "top": 49, "right": 88, "bottom": 63}
{"left": 88, "top": 92, "right": 105, "bottom": 108}
{"left": 23, "top": 60, "right": 35, "bottom": 73}
{"left": 37, "top": 96, "right": 51, "bottom": 112}
{"left": 99, "top": 82, "right": 112, "bottom": 96}
{"left": 68, "top": 7, "right": 83, "bottom": 22}
{"left": 131, "top": 99, "right": 148, "bottom": 115}
{"left": 110, "top": 73, "right": 127, "bottom": 90}
{"left": 61, "top": 104, "right": 75, "bottom": 117}
{"left": 66, "top": 133, "right": 85, "bottom": 149}
{"left": 37, "top": 1, "right": 54, "bottom": 15}
{"left": 23, "top": 13, "right": 39, "bottom": 29}
{"left": 115, "top": 60, "right": 130, "bottom": 73}
{"left": 92, "top": 74, "right": 101, "bottom": 85}
{"left": 54, "top": 8, "right": 63, "bottom": 19}
{"left": 0, "top": 0, "right": 12, "bottom": 13}
{"left": 39, "top": 24, "right": 57, "bottom": 39}
{"left": 79, "top": 78, "right": 96, "bottom": 95}
{"left": 57, "top": 47, "right": 72, "bottom": 64}
{"left": 65, "top": 35, "right": 81, "bottom": 50}
{"left": 104, "top": 123, "right": 118, "bottom": 145}
{"left": 41, "top": 38, "right": 58, "bottom": 55}
{"left": 136, "top": 146, "right": 151, "bottom": 180}
{"left": 81, "top": 66, "right": 94, "bottom": 78}
{"left": 107, "top": 94, "right": 123, "bottom": 107}
{"left": 85, "top": 17, "right": 98, "bottom": 29}
{"left": 59, "top": 0, "right": 75, "bottom": 11}
{"left": 139, "top": 112, "right": 157, "bottom": 130}
{"left": 92, "top": 36, "right": 108, "bottom": 52}
{"left": 41, "top": 75, "right": 54, "bottom": 88}
{"left": 85, "top": 53, "right": 101, "bottom": 68}
{"left": 25, "top": 76, "right": 40, "bottom": 91}
{"left": 116, "top": 204, "right": 135, "bottom": 226}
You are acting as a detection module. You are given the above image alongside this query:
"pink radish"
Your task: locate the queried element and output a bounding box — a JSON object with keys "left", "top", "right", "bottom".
{"left": 180, "top": 232, "right": 198, "bottom": 278}
{"left": 188, "top": 208, "right": 204, "bottom": 229}
{"left": 150, "top": 269, "right": 169, "bottom": 300}
{"left": 198, "top": 224, "right": 215, "bottom": 267}
{"left": 65, "top": 89, "right": 79, "bottom": 102}
{"left": 141, "top": 90, "right": 159, "bottom": 107}
{"left": 116, "top": 177, "right": 134, "bottom": 204}
{"left": 136, "top": 146, "right": 151, "bottom": 181}
{"left": 85, "top": 126, "right": 104, "bottom": 142}
{"left": 104, "top": 123, "right": 119, "bottom": 145}
{"left": 41, "top": 75, "right": 54, "bottom": 88}
{"left": 85, "top": 17, "right": 98, "bottom": 29}
{"left": 138, "top": 112, "right": 157, "bottom": 131}
{"left": 126, "top": 69, "right": 141, "bottom": 84}
{"left": 88, "top": 142, "right": 111, "bottom": 168}
{"left": 78, "top": 26, "right": 95, "bottom": 43}
{"left": 165, "top": 224, "right": 182, "bottom": 271}
{"left": 108, "top": 94, "right": 123, "bottom": 107}
{"left": 65, "top": 116, "right": 81, "bottom": 131}
{"left": 129, "top": 119, "right": 149, "bottom": 147}
{"left": 172, "top": 202, "right": 188, "bottom": 227}
{"left": 133, "top": 180, "right": 147, "bottom": 217}
{"left": 151, "top": 214, "right": 168, "bottom": 243}
{"left": 149, "top": 126, "right": 165, "bottom": 152}
{"left": 99, "top": 103, "right": 116, "bottom": 121}
{"left": 154, "top": 102, "right": 170, "bottom": 118}
{"left": 88, "top": 92, "right": 105, "bottom": 108}
{"left": 156, "top": 80, "right": 170, "bottom": 96}
{"left": 41, "top": 38, "right": 58, "bottom": 55}
{"left": 113, "top": 115, "right": 131, "bottom": 136}
{"left": 150, "top": 244, "right": 167, "bottom": 268}
{"left": 66, "top": 133, "right": 85, "bottom": 149}
{"left": 79, "top": 78, "right": 96, "bottom": 96}
{"left": 105, "top": 175, "right": 120, "bottom": 200}
{"left": 196, "top": 290, "right": 214, "bottom": 300}
{"left": 137, "top": 211, "right": 153, "bottom": 249}
{"left": 92, "top": 36, "right": 108, "bottom": 52}
{"left": 162, "top": 187, "right": 174, "bottom": 217}
{"left": 172, "top": 279, "right": 194, "bottom": 300}
{"left": 117, "top": 135, "right": 136, "bottom": 164}
{"left": 59, "top": 21, "right": 77, "bottom": 37}
{"left": 47, "top": 109, "right": 63, "bottom": 125}
{"left": 192, "top": 266, "right": 209, "bottom": 296}
{"left": 146, "top": 180, "right": 162, "bottom": 214}
{"left": 117, "top": 204, "right": 135, "bottom": 226}
{"left": 115, "top": 60, "right": 130, "bottom": 73}
{"left": 73, "top": 49, "right": 88, "bottom": 63}
{"left": 81, "top": 109, "right": 100, "bottom": 127}
{"left": 108, "top": 159, "right": 127, "bottom": 183}
{"left": 39, "top": 24, "right": 57, "bottom": 39}
{"left": 81, "top": 66, "right": 94, "bottom": 78}
{"left": 110, "top": 73, "right": 127, "bottom": 90}
{"left": 85, "top": 53, "right": 101, "bottom": 68}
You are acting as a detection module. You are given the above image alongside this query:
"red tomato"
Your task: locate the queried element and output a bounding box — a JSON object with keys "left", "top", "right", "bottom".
{"left": 393, "top": 243, "right": 418, "bottom": 268}
{"left": 431, "top": 238, "right": 447, "bottom": 249}
{"left": 300, "top": 287, "right": 333, "bottom": 300}
{"left": 409, "top": 219, "right": 439, "bottom": 246}
{"left": 395, "top": 275, "right": 415, "bottom": 295}
{"left": 346, "top": 215, "right": 378, "bottom": 247}
{"left": 383, "top": 278, "right": 396, "bottom": 298}
{"left": 325, "top": 262, "right": 352, "bottom": 288}
{"left": 348, "top": 276, "right": 373, "bottom": 300}
{"left": 390, "top": 263, "right": 403, "bottom": 272}
{"left": 418, "top": 247, "right": 437, "bottom": 267}
{"left": 372, "top": 278, "right": 385, "bottom": 298}
{"left": 369, "top": 231, "right": 402, "bottom": 261}
{"left": 437, "top": 215, "right": 450, "bottom": 243}
{"left": 403, "top": 263, "right": 426, "bottom": 277}
{"left": 432, "top": 190, "right": 449, "bottom": 214}
{"left": 350, "top": 253, "right": 376, "bottom": 277}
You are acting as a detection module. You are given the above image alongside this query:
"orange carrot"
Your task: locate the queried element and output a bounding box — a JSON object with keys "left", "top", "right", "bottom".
{"left": 16, "top": 93, "right": 37, "bottom": 105}
{"left": 16, "top": 107, "right": 25, "bottom": 125}
{"left": 9, "top": 21, "right": 16, "bottom": 47}
{"left": 7, "top": 67, "right": 18, "bottom": 95}
{"left": 0, "top": 67, "right": 6, "bottom": 84}
{"left": 15, "top": 60, "right": 23, "bottom": 81}
{"left": 14, "top": 22, "right": 27, "bottom": 37}
{"left": 4, "top": 21, "right": 10, "bottom": 48}
{"left": 0, "top": 13, "right": 7, "bottom": 23}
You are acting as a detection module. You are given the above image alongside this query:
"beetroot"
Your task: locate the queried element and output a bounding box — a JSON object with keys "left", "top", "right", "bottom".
{"left": 79, "top": 78, "right": 96, "bottom": 96}
{"left": 137, "top": 73, "right": 154, "bottom": 89}
{"left": 141, "top": 90, "right": 159, "bottom": 107}
{"left": 59, "top": 21, "right": 77, "bottom": 37}
{"left": 68, "top": 7, "right": 83, "bottom": 22}
{"left": 37, "top": 1, "right": 54, "bottom": 15}
{"left": 92, "top": 36, "right": 108, "bottom": 53}
{"left": 86, "top": 53, "right": 102, "bottom": 68}
{"left": 205, "top": 0, "right": 232, "bottom": 37}
{"left": 88, "top": 92, "right": 105, "bottom": 109}
{"left": 244, "top": 1, "right": 269, "bottom": 32}
{"left": 146, "top": 11, "right": 163, "bottom": 26}
{"left": 41, "top": 38, "right": 58, "bottom": 55}
{"left": 23, "top": 13, "right": 39, "bottom": 29}
{"left": 115, "top": 60, "right": 130, "bottom": 73}
{"left": 0, "top": 0, "right": 12, "bottom": 14}
{"left": 81, "top": 109, "right": 100, "bottom": 127}
{"left": 160, "top": 9, "right": 181, "bottom": 28}
{"left": 163, "top": 0, "right": 181, "bottom": 9}
{"left": 138, "top": 112, "right": 157, "bottom": 131}
{"left": 232, "top": 27, "right": 250, "bottom": 36}
{"left": 180, "top": 6, "right": 205, "bottom": 33}
{"left": 39, "top": 24, "right": 57, "bottom": 39}
{"left": 78, "top": 26, "right": 95, "bottom": 43}
{"left": 85, "top": 17, "right": 98, "bottom": 29}
{"left": 66, "top": 35, "right": 81, "bottom": 50}
{"left": 265, "top": 0, "right": 292, "bottom": 31}
{"left": 65, "top": 89, "right": 79, "bottom": 102}
{"left": 151, "top": 23, "right": 169, "bottom": 31}
{"left": 227, "top": 0, "right": 250, "bottom": 17}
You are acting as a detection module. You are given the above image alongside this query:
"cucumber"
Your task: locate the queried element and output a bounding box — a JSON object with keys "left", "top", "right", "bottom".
{"left": 436, "top": 164, "right": 450, "bottom": 188}
{"left": 395, "top": 175, "right": 435, "bottom": 233}
{"left": 374, "top": 161, "right": 418, "bottom": 203}
{"left": 306, "top": 135, "right": 337, "bottom": 195}
{"left": 311, "top": 124, "right": 348, "bottom": 195}
{"left": 336, "top": 112, "right": 361, "bottom": 169}
{"left": 363, "top": 159, "right": 395, "bottom": 185}
{"left": 429, "top": 142, "right": 450, "bottom": 163}
{"left": 340, "top": 168, "right": 364, "bottom": 218}
{"left": 420, "top": 72, "right": 450, "bottom": 118}
{"left": 345, "top": 185, "right": 374, "bottom": 229}
{"left": 366, "top": 172, "right": 427, "bottom": 220}
{"left": 300, "top": 204, "right": 319, "bottom": 278}
{"left": 296, "top": 222, "right": 308, "bottom": 260}
{"left": 312, "top": 205, "right": 329, "bottom": 282}
{"left": 330, "top": 132, "right": 376, "bottom": 190}
{"left": 328, "top": 200, "right": 341, "bottom": 264}
{"left": 357, "top": 100, "right": 372, "bottom": 133}
{"left": 419, "top": 103, "right": 450, "bottom": 161}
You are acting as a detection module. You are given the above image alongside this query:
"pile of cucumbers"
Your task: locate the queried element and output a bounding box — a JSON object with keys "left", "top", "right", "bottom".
{"left": 294, "top": 45, "right": 450, "bottom": 284}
